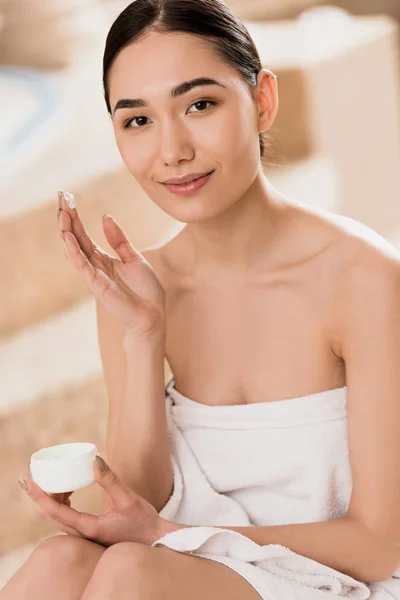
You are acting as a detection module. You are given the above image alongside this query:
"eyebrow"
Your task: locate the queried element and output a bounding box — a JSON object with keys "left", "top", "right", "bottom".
{"left": 112, "top": 77, "right": 227, "bottom": 115}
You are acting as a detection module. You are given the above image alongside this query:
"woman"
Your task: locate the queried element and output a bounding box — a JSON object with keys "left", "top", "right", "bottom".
{"left": 3, "top": 0, "right": 400, "bottom": 598}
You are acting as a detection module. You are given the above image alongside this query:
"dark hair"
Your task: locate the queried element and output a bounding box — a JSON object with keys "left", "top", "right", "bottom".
{"left": 103, "top": 0, "right": 276, "bottom": 163}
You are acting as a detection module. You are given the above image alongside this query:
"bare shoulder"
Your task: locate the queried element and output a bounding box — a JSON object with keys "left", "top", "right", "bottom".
{"left": 291, "top": 201, "right": 399, "bottom": 272}
{"left": 319, "top": 209, "right": 400, "bottom": 281}
{"left": 311, "top": 208, "right": 400, "bottom": 358}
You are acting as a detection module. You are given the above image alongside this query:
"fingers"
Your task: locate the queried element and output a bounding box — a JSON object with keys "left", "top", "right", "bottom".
{"left": 58, "top": 192, "right": 94, "bottom": 260}
{"left": 49, "top": 492, "right": 64, "bottom": 502}
{"left": 93, "top": 455, "right": 132, "bottom": 507}
{"left": 59, "top": 491, "right": 73, "bottom": 507}
{"left": 24, "top": 476, "right": 82, "bottom": 536}
{"left": 33, "top": 502, "right": 82, "bottom": 537}
{"left": 24, "top": 477, "right": 98, "bottom": 539}
{"left": 63, "top": 229, "right": 99, "bottom": 287}
{"left": 63, "top": 230, "right": 120, "bottom": 302}
{"left": 59, "top": 204, "right": 120, "bottom": 303}
{"left": 102, "top": 215, "right": 141, "bottom": 264}
{"left": 49, "top": 492, "right": 72, "bottom": 506}
{"left": 57, "top": 191, "right": 137, "bottom": 268}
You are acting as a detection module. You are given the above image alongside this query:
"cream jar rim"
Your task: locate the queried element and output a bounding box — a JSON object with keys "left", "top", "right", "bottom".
{"left": 31, "top": 442, "right": 97, "bottom": 463}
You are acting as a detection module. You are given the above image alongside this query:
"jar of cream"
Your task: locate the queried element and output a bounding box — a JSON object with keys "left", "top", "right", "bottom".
{"left": 30, "top": 442, "right": 98, "bottom": 494}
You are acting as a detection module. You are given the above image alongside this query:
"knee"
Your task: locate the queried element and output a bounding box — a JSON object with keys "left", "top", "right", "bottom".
{"left": 95, "top": 541, "right": 150, "bottom": 572}
{"left": 31, "top": 534, "right": 106, "bottom": 569}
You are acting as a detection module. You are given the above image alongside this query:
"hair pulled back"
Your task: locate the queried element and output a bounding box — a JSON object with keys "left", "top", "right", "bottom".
{"left": 103, "top": 0, "right": 274, "bottom": 160}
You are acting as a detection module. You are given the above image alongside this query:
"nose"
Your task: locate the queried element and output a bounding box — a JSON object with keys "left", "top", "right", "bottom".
{"left": 159, "top": 118, "right": 194, "bottom": 166}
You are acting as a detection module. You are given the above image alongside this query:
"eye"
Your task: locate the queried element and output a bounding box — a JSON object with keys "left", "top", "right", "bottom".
{"left": 187, "top": 100, "right": 217, "bottom": 114}
{"left": 122, "top": 99, "right": 218, "bottom": 130}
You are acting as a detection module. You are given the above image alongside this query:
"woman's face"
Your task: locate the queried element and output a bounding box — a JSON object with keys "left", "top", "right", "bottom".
{"left": 108, "top": 31, "right": 274, "bottom": 221}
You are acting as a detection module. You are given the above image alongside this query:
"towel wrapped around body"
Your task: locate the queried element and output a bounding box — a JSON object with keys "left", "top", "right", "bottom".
{"left": 151, "top": 377, "right": 400, "bottom": 599}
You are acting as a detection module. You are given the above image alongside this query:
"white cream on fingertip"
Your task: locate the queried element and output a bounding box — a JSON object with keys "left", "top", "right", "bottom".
{"left": 63, "top": 192, "right": 76, "bottom": 209}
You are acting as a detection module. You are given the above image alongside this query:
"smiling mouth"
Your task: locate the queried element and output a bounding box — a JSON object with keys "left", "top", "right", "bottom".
{"left": 165, "top": 172, "right": 213, "bottom": 186}
{"left": 175, "top": 177, "right": 201, "bottom": 186}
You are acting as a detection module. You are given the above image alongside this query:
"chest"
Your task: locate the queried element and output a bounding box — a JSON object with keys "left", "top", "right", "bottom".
{"left": 163, "top": 274, "right": 342, "bottom": 405}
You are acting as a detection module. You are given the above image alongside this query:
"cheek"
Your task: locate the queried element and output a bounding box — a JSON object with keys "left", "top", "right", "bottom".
{"left": 198, "top": 110, "right": 238, "bottom": 153}
{"left": 230, "top": 107, "right": 259, "bottom": 162}
{"left": 115, "top": 133, "right": 148, "bottom": 176}
{"left": 203, "top": 109, "right": 252, "bottom": 163}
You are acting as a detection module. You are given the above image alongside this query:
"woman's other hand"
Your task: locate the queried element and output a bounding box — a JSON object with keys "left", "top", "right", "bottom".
{"left": 21, "top": 455, "right": 165, "bottom": 546}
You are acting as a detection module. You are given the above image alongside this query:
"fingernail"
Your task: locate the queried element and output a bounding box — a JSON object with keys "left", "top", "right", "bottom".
{"left": 102, "top": 214, "right": 112, "bottom": 221}
{"left": 95, "top": 455, "right": 108, "bottom": 472}
{"left": 62, "top": 192, "right": 76, "bottom": 209}
{"left": 18, "top": 477, "right": 29, "bottom": 492}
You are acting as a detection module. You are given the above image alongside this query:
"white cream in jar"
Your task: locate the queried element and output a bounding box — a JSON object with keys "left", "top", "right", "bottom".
{"left": 30, "top": 442, "right": 98, "bottom": 494}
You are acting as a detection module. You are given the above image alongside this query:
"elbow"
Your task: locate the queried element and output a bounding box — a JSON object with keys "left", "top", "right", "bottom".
{"left": 347, "top": 563, "right": 385, "bottom": 584}
{"left": 372, "top": 552, "right": 400, "bottom": 583}
{"left": 348, "top": 518, "right": 398, "bottom": 583}
{"left": 363, "top": 564, "right": 396, "bottom": 584}
{"left": 361, "top": 542, "right": 400, "bottom": 583}
{"left": 355, "top": 559, "right": 390, "bottom": 584}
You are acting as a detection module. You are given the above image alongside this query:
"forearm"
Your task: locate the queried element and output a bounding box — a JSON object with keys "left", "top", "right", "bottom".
{"left": 106, "top": 332, "right": 172, "bottom": 507}
{"left": 160, "top": 517, "right": 391, "bottom": 582}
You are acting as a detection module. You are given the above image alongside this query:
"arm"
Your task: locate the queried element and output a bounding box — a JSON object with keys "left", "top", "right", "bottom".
{"left": 160, "top": 516, "right": 391, "bottom": 583}
{"left": 160, "top": 243, "right": 400, "bottom": 584}
{"left": 96, "top": 298, "right": 173, "bottom": 512}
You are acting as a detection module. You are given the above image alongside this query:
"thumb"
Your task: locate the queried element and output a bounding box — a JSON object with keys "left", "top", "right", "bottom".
{"left": 93, "top": 455, "right": 132, "bottom": 505}
{"left": 102, "top": 215, "right": 140, "bottom": 264}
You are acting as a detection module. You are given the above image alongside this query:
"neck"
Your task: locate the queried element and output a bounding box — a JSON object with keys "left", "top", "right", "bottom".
{"left": 180, "top": 172, "right": 290, "bottom": 277}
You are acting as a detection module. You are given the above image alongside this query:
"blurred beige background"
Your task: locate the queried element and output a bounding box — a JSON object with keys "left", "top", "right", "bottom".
{"left": 1, "top": 0, "right": 400, "bottom": 589}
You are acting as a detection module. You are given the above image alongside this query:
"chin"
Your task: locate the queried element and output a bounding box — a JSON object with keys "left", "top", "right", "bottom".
{"left": 168, "top": 197, "right": 235, "bottom": 223}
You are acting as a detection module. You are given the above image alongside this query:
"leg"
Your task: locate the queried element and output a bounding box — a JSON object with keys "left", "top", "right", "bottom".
{"left": 0, "top": 534, "right": 107, "bottom": 600}
{"left": 81, "top": 542, "right": 262, "bottom": 600}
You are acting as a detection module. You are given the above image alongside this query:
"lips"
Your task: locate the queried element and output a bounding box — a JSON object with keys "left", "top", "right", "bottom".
{"left": 175, "top": 174, "right": 207, "bottom": 185}
{"left": 162, "top": 171, "right": 213, "bottom": 186}
{"left": 162, "top": 170, "right": 214, "bottom": 195}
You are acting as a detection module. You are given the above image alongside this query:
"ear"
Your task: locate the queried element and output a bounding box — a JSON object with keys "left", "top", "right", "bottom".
{"left": 255, "top": 68, "right": 279, "bottom": 134}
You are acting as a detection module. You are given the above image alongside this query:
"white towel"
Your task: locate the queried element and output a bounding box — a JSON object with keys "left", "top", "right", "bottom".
{"left": 151, "top": 378, "right": 400, "bottom": 599}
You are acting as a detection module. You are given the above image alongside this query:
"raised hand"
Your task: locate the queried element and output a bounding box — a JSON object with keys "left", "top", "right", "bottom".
{"left": 57, "top": 191, "right": 166, "bottom": 339}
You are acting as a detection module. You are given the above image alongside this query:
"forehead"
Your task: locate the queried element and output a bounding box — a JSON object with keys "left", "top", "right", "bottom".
{"left": 108, "top": 31, "right": 238, "bottom": 107}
